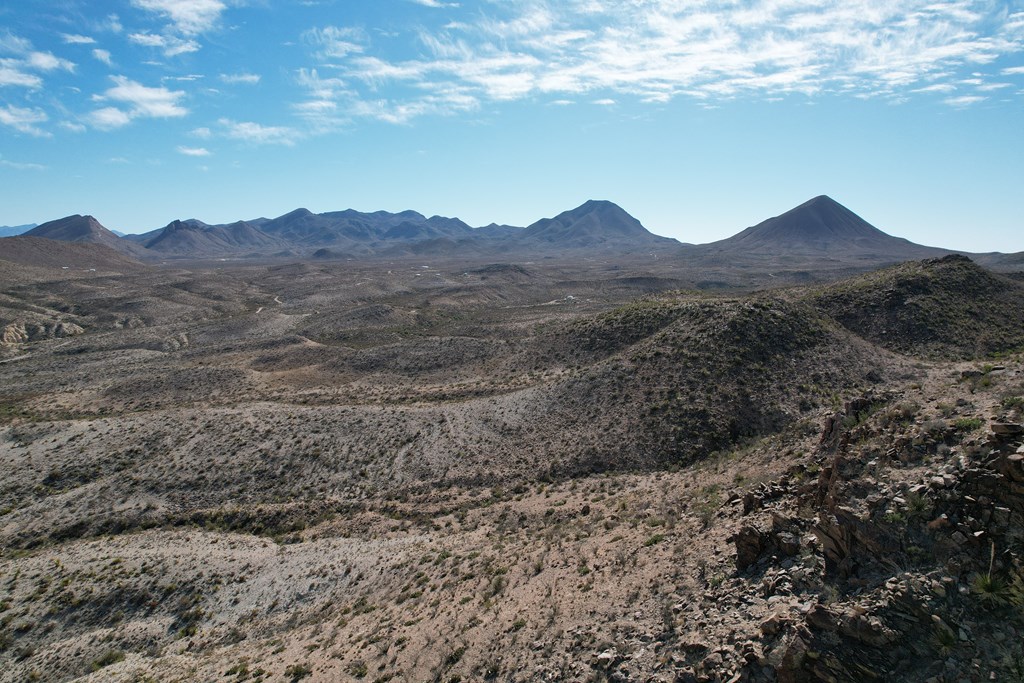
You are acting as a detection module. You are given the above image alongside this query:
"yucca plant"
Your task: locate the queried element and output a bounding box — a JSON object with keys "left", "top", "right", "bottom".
{"left": 971, "top": 542, "right": 1009, "bottom": 608}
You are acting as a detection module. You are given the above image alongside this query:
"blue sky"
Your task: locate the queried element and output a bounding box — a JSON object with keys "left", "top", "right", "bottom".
{"left": 1, "top": 0, "right": 1022, "bottom": 251}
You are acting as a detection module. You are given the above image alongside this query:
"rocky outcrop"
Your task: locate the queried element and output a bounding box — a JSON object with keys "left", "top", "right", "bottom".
{"left": 1, "top": 320, "right": 84, "bottom": 345}
{"left": 732, "top": 513, "right": 805, "bottom": 571}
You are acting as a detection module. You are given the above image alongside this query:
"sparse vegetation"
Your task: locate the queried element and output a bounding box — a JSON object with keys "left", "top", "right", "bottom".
{"left": 2, "top": 253, "right": 1023, "bottom": 682}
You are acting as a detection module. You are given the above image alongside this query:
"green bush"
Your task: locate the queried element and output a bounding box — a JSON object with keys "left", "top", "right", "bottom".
{"left": 89, "top": 649, "right": 125, "bottom": 672}
{"left": 953, "top": 417, "right": 984, "bottom": 431}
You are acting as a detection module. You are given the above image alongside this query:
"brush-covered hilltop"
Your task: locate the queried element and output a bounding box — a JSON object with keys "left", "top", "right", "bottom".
{"left": 1, "top": 241, "right": 1023, "bottom": 682}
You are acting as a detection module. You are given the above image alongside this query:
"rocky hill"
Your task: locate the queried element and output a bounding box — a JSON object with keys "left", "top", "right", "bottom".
{"left": 810, "top": 254, "right": 1024, "bottom": 358}
{"left": 143, "top": 219, "right": 288, "bottom": 255}
{"left": 24, "top": 215, "right": 150, "bottom": 259}
{"left": 0, "top": 235, "right": 144, "bottom": 272}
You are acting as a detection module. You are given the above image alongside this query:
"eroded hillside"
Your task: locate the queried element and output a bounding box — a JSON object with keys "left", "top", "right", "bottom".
{"left": 1, "top": 255, "right": 1022, "bottom": 682}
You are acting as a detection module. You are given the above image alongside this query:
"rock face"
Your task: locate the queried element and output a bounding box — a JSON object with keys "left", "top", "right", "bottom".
{"left": 1, "top": 321, "right": 84, "bottom": 345}
{"left": 716, "top": 375, "right": 1024, "bottom": 683}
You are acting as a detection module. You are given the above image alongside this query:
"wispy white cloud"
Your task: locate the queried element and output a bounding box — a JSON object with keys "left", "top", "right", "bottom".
{"left": 913, "top": 83, "right": 957, "bottom": 93}
{"left": 300, "top": 0, "right": 1024, "bottom": 125}
{"left": 976, "top": 82, "right": 1011, "bottom": 91}
{"left": 304, "top": 26, "right": 366, "bottom": 60}
{"left": 128, "top": 32, "right": 200, "bottom": 56}
{"left": 100, "top": 75, "right": 188, "bottom": 117}
{"left": 0, "top": 31, "right": 32, "bottom": 54}
{"left": 61, "top": 34, "right": 96, "bottom": 45}
{"left": 217, "top": 118, "right": 300, "bottom": 145}
{"left": 944, "top": 94, "right": 986, "bottom": 107}
{"left": 176, "top": 145, "right": 210, "bottom": 156}
{"left": 0, "top": 33, "right": 74, "bottom": 86}
{"left": 1003, "top": 65, "right": 1024, "bottom": 75}
{"left": 130, "top": 0, "right": 227, "bottom": 35}
{"left": 89, "top": 106, "right": 133, "bottom": 129}
{"left": 410, "top": 0, "right": 460, "bottom": 7}
{"left": 0, "top": 104, "right": 50, "bottom": 136}
{"left": 89, "top": 75, "right": 188, "bottom": 129}
{"left": 93, "top": 49, "right": 113, "bottom": 65}
{"left": 0, "top": 59, "right": 42, "bottom": 88}
{"left": 0, "top": 157, "right": 47, "bottom": 171}
{"left": 220, "top": 72, "right": 261, "bottom": 85}
{"left": 26, "top": 52, "right": 75, "bottom": 72}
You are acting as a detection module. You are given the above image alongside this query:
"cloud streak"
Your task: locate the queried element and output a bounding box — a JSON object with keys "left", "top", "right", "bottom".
{"left": 0, "top": 104, "right": 50, "bottom": 136}
{"left": 0, "top": 60, "right": 43, "bottom": 88}
{"left": 130, "top": 0, "right": 227, "bottom": 35}
{"left": 129, "top": 32, "right": 200, "bottom": 56}
{"left": 220, "top": 72, "right": 261, "bottom": 85}
{"left": 217, "top": 118, "right": 300, "bottom": 145}
{"left": 89, "top": 75, "right": 188, "bottom": 129}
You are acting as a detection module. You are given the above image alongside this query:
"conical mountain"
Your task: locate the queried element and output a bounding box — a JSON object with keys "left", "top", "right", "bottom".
{"left": 701, "top": 195, "right": 949, "bottom": 258}
{"left": 25, "top": 214, "right": 150, "bottom": 258}
{"left": 523, "top": 200, "right": 676, "bottom": 249}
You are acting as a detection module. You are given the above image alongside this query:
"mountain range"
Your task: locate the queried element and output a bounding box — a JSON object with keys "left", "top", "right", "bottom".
{"left": 0, "top": 223, "right": 36, "bottom": 238}
{"left": 2, "top": 195, "right": 1018, "bottom": 267}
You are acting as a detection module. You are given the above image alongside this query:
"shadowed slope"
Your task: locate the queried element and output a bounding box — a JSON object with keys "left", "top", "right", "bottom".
{"left": 810, "top": 254, "right": 1024, "bottom": 358}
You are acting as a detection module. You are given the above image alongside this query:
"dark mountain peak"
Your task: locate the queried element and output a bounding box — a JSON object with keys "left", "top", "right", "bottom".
{"left": 523, "top": 200, "right": 671, "bottom": 249}
{"left": 578, "top": 198, "right": 620, "bottom": 211}
{"left": 758, "top": 195, "right": 882, "bottom": 239}
{"left": 699, "top": 195, "right": 948, "bottom": 258}
{"left": 281, "top": 208, "right": 314, "bottom": 220}
{"left": 25, "top": 214, "right": 151, "bottom": 258}
{"left": 163, "top": 219, "right": 202, "bottom": 233}
{"left": 559, "top": 199, "right": 634, "bottom": 222}
{"left": 804, "top": 194, "right": 839, "bottom": 207}
{"left": 394, "top": 210, "right": 427, "bottom": 222}
{"left": 28, "top": 214, "right": 111, "bottom": 240}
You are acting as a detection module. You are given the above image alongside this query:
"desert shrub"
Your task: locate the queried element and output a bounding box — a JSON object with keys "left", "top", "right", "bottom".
{"left": 954, "top": 417, "right": 984, "bottom": 431}
{"left": 345, "top": 660, "right": 368, "bottom": 678}
{"left": 1001, "top": 395, "right": 1024, "bottom": 412}
{"left": 286, "top": 663, "right": 313, "bottom": 681}
{"left": 89, "top": 649, "right": 125, "bottom": 672}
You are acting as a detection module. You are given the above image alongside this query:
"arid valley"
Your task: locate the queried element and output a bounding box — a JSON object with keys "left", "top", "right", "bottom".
{"left": 2, "top": 195, "right": 1024, "bottom": 683}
